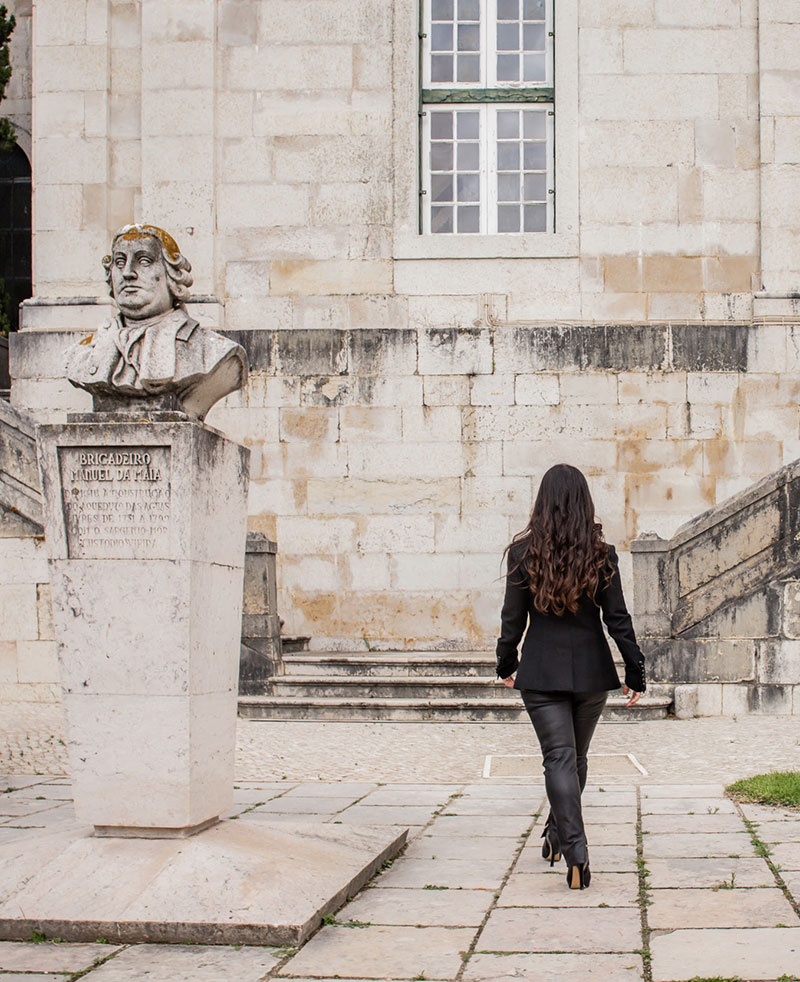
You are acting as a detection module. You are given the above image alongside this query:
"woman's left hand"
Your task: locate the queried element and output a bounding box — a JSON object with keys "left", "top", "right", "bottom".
{"left": 622, "top": 685, "right": 641, "bottom": 707}
{"left": 500, "top": 673, "right": 516, "bottom": 689}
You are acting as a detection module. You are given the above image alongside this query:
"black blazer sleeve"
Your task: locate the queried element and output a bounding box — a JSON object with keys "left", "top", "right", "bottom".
{"left": 495, "top": 549, "right": 528, "bottom": 679}
{"left": 599, "top": 545, "right": 646, "bottom": 693}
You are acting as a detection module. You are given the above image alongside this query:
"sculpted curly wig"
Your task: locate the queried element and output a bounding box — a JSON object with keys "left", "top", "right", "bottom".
{"left": 506, "top": 463, "right": 612, "bottom": 616}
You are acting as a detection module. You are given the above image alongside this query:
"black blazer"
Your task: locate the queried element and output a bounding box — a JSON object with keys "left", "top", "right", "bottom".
{"left": 495, "top": 543, "right": 646, "bottom": 693}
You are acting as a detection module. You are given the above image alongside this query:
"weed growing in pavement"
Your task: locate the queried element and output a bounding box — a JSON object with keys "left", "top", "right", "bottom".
{"left": 741, "top": 818, "right": 772, "bottom": 859}
{"left": 321, "top": 914, "right": 336, "bottom": 925}
{"left": 380, "top": 859, "right": 393, "bottom": 870}
{"left": 423, "top": 884, "right": 447, "bottom": 890}
{"left": 412, "top": 973, "right": 426, "bottom": 980}
{"left": 707, "top": 806, "right": 719, "bottom": 814}
{"left": 712, "top": 872, "right": 737, "bottom": 891}
{"left": 340, "top": 919, "right": 370, "bottom": 928}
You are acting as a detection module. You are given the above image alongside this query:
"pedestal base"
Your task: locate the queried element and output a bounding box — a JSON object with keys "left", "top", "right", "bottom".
{"left": 93, "top": 816, "right": 219, "bottom": 839}
{"left": 0, "top": 818, "right": 407, "bottom": 946}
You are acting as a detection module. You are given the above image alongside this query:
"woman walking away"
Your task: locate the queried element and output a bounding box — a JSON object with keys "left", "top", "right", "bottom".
{"left": 496, "top": 463, "right": 646, "bottom": 891}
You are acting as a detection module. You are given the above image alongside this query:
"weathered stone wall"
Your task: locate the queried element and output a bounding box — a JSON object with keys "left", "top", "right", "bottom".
{"left": 4, "top": 0, "right": 31, "bottom": 159}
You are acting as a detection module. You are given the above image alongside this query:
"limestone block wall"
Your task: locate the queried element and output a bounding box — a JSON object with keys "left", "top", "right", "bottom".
{"left": 4, "top": 0, "right": 31, "bottom": 158}
{"left": 0, "top": 534, "right": 59, "bottom": 702}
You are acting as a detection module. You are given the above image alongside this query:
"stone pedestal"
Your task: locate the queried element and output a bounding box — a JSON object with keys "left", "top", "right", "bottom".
{"left": 37, "top": 417, "right": 249, "bottom": 836}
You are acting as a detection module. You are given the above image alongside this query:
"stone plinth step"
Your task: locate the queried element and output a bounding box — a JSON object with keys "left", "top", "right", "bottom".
{"left": 238, "top": 694, "right": 672, "bottom": 722}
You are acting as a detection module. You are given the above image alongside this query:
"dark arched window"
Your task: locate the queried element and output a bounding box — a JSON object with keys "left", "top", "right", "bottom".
{"left": 0, "top": 144, "right": 32, "bottom": 332}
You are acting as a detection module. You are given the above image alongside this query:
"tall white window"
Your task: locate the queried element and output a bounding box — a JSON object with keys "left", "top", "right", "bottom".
{"left": 420, "top": 0, "right": 555, "bottom": 235}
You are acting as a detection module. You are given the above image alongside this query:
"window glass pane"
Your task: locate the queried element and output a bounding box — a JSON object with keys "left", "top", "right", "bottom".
{"left": 431, "top": 174, "right": 454, "bottom": 202}
{"left": 497, "top": 142, "right": 520, "bottom": 170}
{"left": 457, "top": 141, "right": 480, "bottom": 169}
{"left": 522, "top": 52, "right": 545, "bottom": 81}
{"left": 498, "top": 204, "right": 520, "bottom": 232}
{"left": 431, "top": 142, "right": 454, "bottom": 170}
{"left": 0, "top": 191, "right": 10, "bottom": 226}
{"left": 431, "top": 112, "right": 453, "bottom": 139}
{"left": 523, "top": 0, "right": 545, "bottom": 16}
{"left": 497, "top": 111, "right": 519, "bottom": 138}
{"left": 496, "top": 22, "right": 518, "bottom": 50}
{"left": 523, "top": 172, "right": 547, "bottom": 200}
{"left": 432, "top": 0, "right": 454, "bottom": 18}
{"left": 431, "top": 54, "right": 454, "bottom": 82}
{"left": 431, "top": 24, "right": 454, "bottom": 50}
{"left": 522, "top": 110, "right": 546, "bottom": 139}
{"left": 457, "top": 54, "right": 480, "bottom": 81}
{"left": 498, "top": 173, "right": 520, "bottom": 202}
{"left": 523, "top": 22, "right": 545, "bottom": 50}
{"left": 457, "top": 24, "right": 480, "bottom": 50}
{"left": 431, "top": 206, "right": 454, "bottom": 233}
{"left": 457, "top": 205, "right": 480, "bottom": 232}
{"left": 524, "top": 203, "right": 547, "bottom": 232}
{"left": 457, "top": 111, "right": 480, "bottom": 139}
{"left": 498, "top": 0, "right": 518, "bottom": 18}
{"left": 458, "top": 0, "right": 480, "bottom": 19}
{"left": 523, "top": 141, "right": 546, "bottom": 169}
{"left": 457, "top": 173, "right": 480, "bottom": 201}
{"left": 496, "top": 53, "right": 518, "bottom": 81}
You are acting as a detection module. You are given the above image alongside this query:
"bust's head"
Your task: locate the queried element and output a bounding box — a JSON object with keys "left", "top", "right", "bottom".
{"left": 103, "top": 224, "right": 193, "bottom": 321}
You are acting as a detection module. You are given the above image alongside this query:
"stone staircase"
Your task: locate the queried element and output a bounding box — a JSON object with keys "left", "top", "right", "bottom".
{"left": 238, "top": 650, "right": 674, "bottom": 722}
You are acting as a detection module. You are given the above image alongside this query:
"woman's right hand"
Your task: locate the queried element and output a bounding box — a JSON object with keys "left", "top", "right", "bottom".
{"left": 500, "top": 673, "right": 516, "bottom": 689}
{"left": 623, "top": 685, "right": 641, "bottom": 707}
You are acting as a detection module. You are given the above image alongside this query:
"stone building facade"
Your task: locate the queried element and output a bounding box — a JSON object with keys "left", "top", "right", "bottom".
{"left": 5, "top": 1, "right": 800, "bottom": 668}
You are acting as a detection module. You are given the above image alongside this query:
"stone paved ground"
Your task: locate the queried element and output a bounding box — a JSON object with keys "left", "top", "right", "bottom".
{"left": 1, "top": 707, "right": 800, "bottom": 980}
{"left": 2, "top": 702, "right": 800, "bottom": 784}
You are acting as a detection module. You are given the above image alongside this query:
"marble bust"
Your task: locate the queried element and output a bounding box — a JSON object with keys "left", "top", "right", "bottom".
{"left": 66, "top": 224, "right": 248, "bottom": 420}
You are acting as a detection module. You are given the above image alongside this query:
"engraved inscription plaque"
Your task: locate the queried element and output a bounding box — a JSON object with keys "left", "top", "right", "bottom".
{"left": 58, "top": 446, "right": 172, "bottom": 559}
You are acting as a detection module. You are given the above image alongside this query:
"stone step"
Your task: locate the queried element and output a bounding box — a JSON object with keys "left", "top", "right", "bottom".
{"left": 282, "top": 652, "right": 498, "bottom": 678}
{"left": 238, "top": 695, "right": 672, "bottom": 722}
{"left": 270, "top": 675, "right": 673, "bottom": 702}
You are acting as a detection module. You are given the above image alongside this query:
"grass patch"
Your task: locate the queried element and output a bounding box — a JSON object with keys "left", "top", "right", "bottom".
{"left": 726, "top": 771, "right": 800, "bottom": 810}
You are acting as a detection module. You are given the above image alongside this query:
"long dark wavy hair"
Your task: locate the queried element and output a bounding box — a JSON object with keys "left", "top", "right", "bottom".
{"left": 505, "top": 464, "right": 612, "bottom": 616}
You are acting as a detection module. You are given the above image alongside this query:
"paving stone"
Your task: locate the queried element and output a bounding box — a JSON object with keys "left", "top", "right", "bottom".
{"left": 443, "top": 797, "right": 539, "bottom": 816}
{"left": 404, "top": 834, "right": 518, "bottom": 862}
{"left": 783, "top": 869, "right": 800, "bottom": 899}
{"left": 738, "top": 802, "right": 800, "bottom": 823}
{"left": 0, "top": 974, "right": 65, "bottom": 981}
{"left": 583, "top": 806, "right": 637, "bottom": 824}
{"left": 477, "top": 906, "right": 641, "bottom": 953}
{"left": 770, "top": 841, "right": 800, "bottom": 869}
{"left": 339, "top": 886, "right": 490, "bottom": 926}
{"left": 249, "top": 795, "right": 359, "bottom": 814}
{"left": 283, "top": 782, "right": 378, "bottom": 798}
{"left": 498, "top": 871, "right": 639, "bottom": 907}
{"left": 375, "top": 858, "right": 508, "bottom": 890}
{"left": 0, "top": 799, "right": 65, "bottom": 818}
{"left": 642, "top": 796, "right": 737, "bottom": 815}
{"left": 643, "top": 832, "right": 754, "bottom": 858}
{"left": 580, "top": 791, "right": 636, "bottom": 807}
{"left": 280, "top": 924, "right": 474, "bottom": 980}
{"left": 650, "top": 927, "right": 800, "bottom": 981}
{"left": 460, "top": 784, "right": 544, "bottom": 798}
{"left": 642, "top": 812, "right": 747, "bottom": 834}
{"left": 646, "top": 856, "right": 776, "bottom": 889}
{"left": 584, "top": 822, "right": 636, "bottom": 846}
{"left": 649, "top": 886, "right": 797, "bottom": 929}
{"left": 641, "top": 784, "right": 726, "bottom": 798}
{"left": 238, "top": 811, "right": 328, "bottom": 823}
{"left": 463, "top": 952, "right": 644, "bottom": 981}
{"left": 516, "top": 843, "right": 636, "bottom": 873}
{"left": 84, "top": 944, "right": 281, "bottom": 981}
{"left": 0, "top": 942, "right": 123, "bottom": 973}
{"left": 336, "top": 805, "right": 435, "bottom": 826}
{"left": 0, "top": 776, "right": 54, "bottom": 791}
{"left": 359, "top": 788, "right": 455, "bottom": 807}
{"left": 754, "top": 819, "right": 800, "bottom": 843}
{"left": 425, "top": 814, "right": 532, "bottom": 837}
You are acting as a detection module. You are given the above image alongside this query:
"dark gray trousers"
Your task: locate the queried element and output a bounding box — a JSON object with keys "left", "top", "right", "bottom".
{"left": 520, "top": 688, "right": 608, "bottom": 866}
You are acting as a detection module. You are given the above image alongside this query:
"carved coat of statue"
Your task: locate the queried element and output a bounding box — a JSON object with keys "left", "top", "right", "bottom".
{"left": 66, "top": 224, "right": 247, "bottom": 420}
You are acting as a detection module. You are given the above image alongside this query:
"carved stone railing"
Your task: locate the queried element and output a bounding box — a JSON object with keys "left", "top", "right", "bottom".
{"left": 632, "top": 460, "right": 800, "bottom": 713}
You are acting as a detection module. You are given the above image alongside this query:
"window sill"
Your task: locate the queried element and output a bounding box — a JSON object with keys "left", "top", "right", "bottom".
{"left": 392, "top": 230, "right": 578, "bottom": 259}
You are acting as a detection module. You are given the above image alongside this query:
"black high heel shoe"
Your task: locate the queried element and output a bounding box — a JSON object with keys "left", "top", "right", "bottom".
{"left": 540, "top": 822, "right": 561, "bottom": 867}
{"left": 566, "top": 859, "right": 591, "bottom": 890}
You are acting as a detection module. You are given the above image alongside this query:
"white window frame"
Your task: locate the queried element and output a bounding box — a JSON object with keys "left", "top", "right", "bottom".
{"left": 420, "top": 104, "right": 555, "bottom": 235}
{"left": 392, "top": 0, "right": 577, "bottom": 259}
